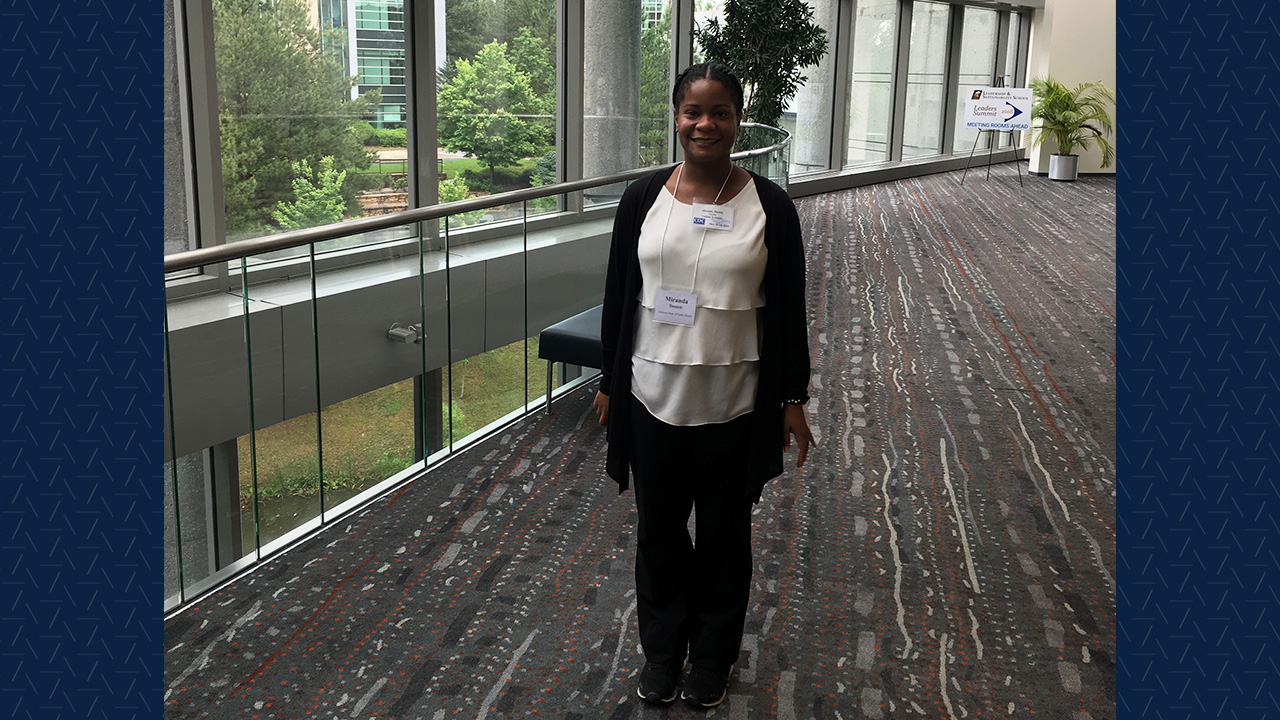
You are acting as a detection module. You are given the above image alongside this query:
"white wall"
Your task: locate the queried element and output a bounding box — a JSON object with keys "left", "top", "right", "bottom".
{"left": 1026, "top": 0, "right": 1117, "bottom": 174}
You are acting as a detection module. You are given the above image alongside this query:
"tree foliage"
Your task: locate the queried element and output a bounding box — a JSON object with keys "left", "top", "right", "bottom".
{"left": 437, "top": 41, "right": 551, "bottom": 179}
{"left": 694, "top": 0, "right": 829, "bottom": 127}
{"left": 272, "top": 157, "right": 348, "bottom": 230}
{"left": 639, "top": 7, "right": 672, "bottom": 167}
{"left": 441, "top": 0, "right": 556, "bottom": 79}
{"left": 213, "top": 0, "right": 376, "bottom": 236}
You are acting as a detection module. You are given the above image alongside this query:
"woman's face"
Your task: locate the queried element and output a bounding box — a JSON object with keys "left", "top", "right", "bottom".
{"left": 674, "top": 77, "right": 741, "bottom": 165}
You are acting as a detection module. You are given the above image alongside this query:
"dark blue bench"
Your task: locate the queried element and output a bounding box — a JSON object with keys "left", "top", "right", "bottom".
{"left": 537, "top": 305, "right": 603, "bottom": 410}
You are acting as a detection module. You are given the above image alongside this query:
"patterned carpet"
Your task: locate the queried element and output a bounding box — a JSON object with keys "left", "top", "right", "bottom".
{"left": 163, "top": 167, "right": 1116, "bottom": 719}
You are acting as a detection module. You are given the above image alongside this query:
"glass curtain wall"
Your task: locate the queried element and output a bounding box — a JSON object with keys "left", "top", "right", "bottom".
{"left": 901, "top": 1, "right": 951, "bottom": 158}
{"left": 951, "top": 7, "right": 999, "bottom": 154}
{"left": 846, "top": 0, "right": 899, "bottom": 166}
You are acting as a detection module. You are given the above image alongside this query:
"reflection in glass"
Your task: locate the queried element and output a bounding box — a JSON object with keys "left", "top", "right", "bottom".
{"left": 952, "top": 8, "right": 999, "bottom": 154}
{"left": 901, "top": 1, "right": 951, "bottom": 158}
{"left": 846, "top": 0, "right": 898, "bottom": 166}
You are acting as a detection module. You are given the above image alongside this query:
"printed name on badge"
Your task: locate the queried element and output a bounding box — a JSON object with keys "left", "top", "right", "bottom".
{"left": 691, "top": 202, "right": 734, "bottom": 231}
{"left": 653, "top": 289, "right": 697, "bottom": 326}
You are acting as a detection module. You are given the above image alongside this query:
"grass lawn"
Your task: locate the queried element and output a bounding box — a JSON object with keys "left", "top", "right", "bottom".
{"left": 238, "top": 336, "right": 553, "bottom": 507}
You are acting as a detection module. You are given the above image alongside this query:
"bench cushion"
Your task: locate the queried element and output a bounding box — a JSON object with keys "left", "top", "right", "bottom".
{"left": 538, "top": 305, "right": 603, "bottom": 369}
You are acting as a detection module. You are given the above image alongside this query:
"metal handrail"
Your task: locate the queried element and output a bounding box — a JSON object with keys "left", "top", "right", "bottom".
{"left": 163, "top": 124, "right": 790, "bottom": 274}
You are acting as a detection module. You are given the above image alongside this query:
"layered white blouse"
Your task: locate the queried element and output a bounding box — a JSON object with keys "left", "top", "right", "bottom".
{"left": 630, "top": 183, "right": 768, "bottom": 426}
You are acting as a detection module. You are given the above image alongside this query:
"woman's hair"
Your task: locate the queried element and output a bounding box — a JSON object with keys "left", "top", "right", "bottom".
{"left": 671, "top": 63, "right": 745, "bottom": 116}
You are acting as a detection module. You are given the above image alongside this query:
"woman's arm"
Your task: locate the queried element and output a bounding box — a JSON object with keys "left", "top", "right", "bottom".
{"left": 775, "top": 190, "right": 816, "bottom": 464}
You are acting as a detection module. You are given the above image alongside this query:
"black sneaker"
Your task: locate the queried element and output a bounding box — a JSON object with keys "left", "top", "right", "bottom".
{"left": 636, "top": 662, "right": 680, "bottom": 704}
{"left": 680, "top": 665, "right": 732, "bottom": 708}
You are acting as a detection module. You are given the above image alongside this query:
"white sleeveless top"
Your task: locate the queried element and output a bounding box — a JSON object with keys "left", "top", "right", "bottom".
{"left": 631, "top": 181, "right": 768, "bottom": 426}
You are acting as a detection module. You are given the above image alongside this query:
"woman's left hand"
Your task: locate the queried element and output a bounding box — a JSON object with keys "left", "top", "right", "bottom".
{"left": 782, "top": 403, "right": 817, "bottom": 468}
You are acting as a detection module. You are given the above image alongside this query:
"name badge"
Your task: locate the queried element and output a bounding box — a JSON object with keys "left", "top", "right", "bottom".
{"left": 653, "top": 289, "right": 697, "bottom": 326}
{"left": 691, "top": 202, "right": 734, "bottom": 231}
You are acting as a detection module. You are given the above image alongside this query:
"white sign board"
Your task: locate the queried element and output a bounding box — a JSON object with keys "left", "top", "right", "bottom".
{"left": 963, "top": 87, "right": 1032, "bottom": 131}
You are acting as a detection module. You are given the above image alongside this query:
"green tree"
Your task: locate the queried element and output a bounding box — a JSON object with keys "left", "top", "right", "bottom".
{"left": 695, "top": 0, "right": 829, "bottom": 127}
{"left": 213, "top": 0, "right": 377, "bottom": 237}
{"left": 639, "top": 6, "right": 672, "bottom": 167}
{"left": 438, "top": 177, "right": 486, "bottom": 227}
{"left": 443, "top": 0, "right": 499, "bottom": 74}
{"left": 272, "top": 157, "right": 348, "bottom": 230}
{"left": 438, "top": 41, "right": 551, "bottom": 181}
{"left": 526, "top": 149, "right": 558, "bottom": 212}
{"left": 510, "top": 27, "right": 554, "bottom": 102}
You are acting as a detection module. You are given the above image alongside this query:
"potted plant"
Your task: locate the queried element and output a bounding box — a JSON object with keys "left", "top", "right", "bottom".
{"left": 1028, "top": 77, "right": 1116, "bottom": 181}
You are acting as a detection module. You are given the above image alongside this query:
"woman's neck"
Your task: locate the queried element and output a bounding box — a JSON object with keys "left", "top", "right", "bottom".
{"left": 680, "top": 158, "right": 735, "bottom": 187}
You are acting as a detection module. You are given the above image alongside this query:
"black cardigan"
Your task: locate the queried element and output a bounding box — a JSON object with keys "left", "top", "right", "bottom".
{"left": 598, "top": 165, "right": 812, "bottom": 503}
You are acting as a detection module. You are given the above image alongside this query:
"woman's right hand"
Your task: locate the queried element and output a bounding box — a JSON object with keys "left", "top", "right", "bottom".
{"left": 592, "top": 391, "right": 610, "bottom": 426}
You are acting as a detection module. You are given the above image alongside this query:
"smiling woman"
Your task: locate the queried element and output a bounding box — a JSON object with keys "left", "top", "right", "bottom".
{"left": 593, "top": 63, "right": 815, "bottom": 709}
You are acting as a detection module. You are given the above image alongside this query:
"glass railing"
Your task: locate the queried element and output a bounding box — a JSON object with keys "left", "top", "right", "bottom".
{"left": 163, "top": 129, "right": 791, "bottom": 613}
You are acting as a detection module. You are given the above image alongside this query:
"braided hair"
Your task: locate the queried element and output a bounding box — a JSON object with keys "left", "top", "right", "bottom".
{"left": 671, "top": 62, "right": 745, "bottom": 116}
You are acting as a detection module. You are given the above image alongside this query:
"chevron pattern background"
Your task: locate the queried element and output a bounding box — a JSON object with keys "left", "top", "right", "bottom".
{"left": 1117, "top": 1, "right": 1278, "bottom": 718}
{"left": 4, "top": 2, "right": 166, "bottom": 718}
{"left": 4, "top": 0, "right": 1275, "bottom": 718}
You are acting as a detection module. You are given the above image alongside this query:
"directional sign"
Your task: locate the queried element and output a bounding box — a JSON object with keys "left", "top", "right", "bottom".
{"left": 964, "top": 87, "right": 1032, "bottom": 131}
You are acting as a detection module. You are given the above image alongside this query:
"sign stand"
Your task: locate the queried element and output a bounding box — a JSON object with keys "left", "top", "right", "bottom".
{"left": 960, "top": 75, "right": 1024, "bottom": 187}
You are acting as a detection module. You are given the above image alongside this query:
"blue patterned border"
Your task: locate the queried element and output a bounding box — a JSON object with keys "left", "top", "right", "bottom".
{"left": 1116, "top": 2, "right": 1277, "bottom": 717}
{"left": 6, "top": 0, "right": 1275, "bottom": 717}
{"left": 3, "top": 2, "right": 165, "bottom": 718}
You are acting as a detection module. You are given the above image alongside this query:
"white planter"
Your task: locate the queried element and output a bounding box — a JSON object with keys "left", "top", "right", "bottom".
{"left": 1048, "top": 154, "right": 1079, "bottom": 181}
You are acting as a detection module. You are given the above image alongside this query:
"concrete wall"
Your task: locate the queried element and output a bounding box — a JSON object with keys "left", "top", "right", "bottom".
{"left": 1026, "top": 0, "right": 1117, "bottom": 174}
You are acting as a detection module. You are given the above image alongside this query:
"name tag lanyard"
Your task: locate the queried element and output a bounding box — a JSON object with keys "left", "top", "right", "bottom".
{"left": 658, "top": 162, "right": 734, "bottom": 301}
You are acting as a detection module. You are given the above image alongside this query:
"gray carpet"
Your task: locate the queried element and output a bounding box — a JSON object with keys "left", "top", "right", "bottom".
{"left": 164, "top": 166, "right": 1116, "bottom": 719}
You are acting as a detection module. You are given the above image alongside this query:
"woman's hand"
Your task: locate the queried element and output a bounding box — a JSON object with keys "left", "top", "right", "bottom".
{"left": 782, "top": 403, "right": 816, "bottom": 468}
{"left": 592, "top": 391, "right": 610, "bottom": 426}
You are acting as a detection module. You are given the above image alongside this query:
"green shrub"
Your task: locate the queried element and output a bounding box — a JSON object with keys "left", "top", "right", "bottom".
{"left": 366, "top": 127, "right": 408, "bottom": 147}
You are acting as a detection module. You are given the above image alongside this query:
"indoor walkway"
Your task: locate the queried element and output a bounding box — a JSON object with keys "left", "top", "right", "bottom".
{"left": 163, "top": 166, "right": 1117, "bottom": 719}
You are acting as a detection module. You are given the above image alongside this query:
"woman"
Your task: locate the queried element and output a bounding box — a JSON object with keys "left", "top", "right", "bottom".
{"left": 592, "top": 63, "right": 815, "bottom": 708}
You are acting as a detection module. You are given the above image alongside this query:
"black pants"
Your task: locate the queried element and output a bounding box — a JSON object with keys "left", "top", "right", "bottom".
{"left": 629, "top": 399, "right": 754, "bottom": 675}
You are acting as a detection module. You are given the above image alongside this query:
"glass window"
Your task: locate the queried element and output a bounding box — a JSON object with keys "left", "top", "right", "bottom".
{"left": 783, "top": 0, "right": 839, "bottom": 175}
{"left": 211, "top": 0, "right": 404, "bottom": 246}
{"left": 951, "top": 7, "right": 998, "bottom": 154}
{"left": 901, "top": 1, "right": 950, "bottom": 158}
{"left": 998, "top": 11, "right": 1021, "bottom": 149}
{"left": 164, "top": 0, "right": 194, "bottom": 257}
{"left": 846, "top": 0, "right": 899, "bottom": 166}
{"left": 639, "top": 2, "right": 674, "bottom": 169}
{"left": 438, "top": 0, "right": 558, "bottom": 219}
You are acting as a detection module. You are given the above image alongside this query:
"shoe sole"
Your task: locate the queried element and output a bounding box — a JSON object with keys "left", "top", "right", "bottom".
{"left": 637, "top": 686, "right": 678, "bottom": 705}
{"left": 680, "top": 689, "right": 727, "bottom": 708}
{"left": 680, "top": 665, "right": 732, "bottom": 708}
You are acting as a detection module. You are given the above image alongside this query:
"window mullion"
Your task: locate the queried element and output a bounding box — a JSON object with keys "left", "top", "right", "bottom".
{"left": 887, "top": 0, "right": 913, "bottom": 162}
{"left": 940, "top": 3, "right": 965, "bottom": 155}
{"left": 184, "top": 0, "right": 231, "bottom": 291}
